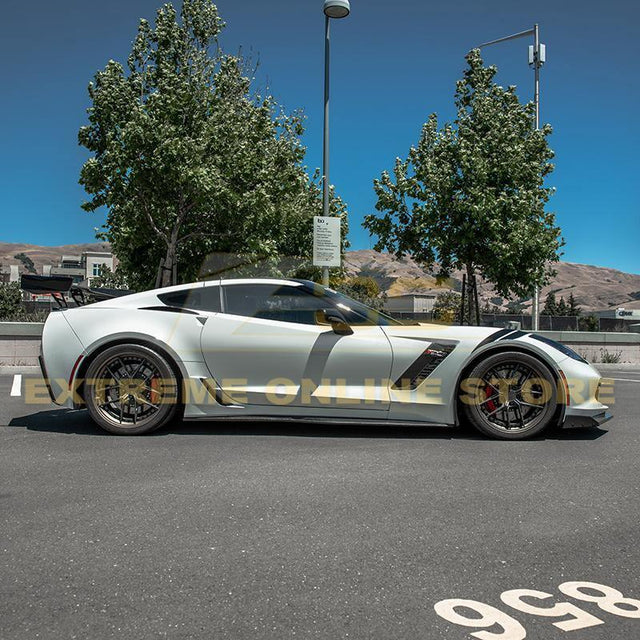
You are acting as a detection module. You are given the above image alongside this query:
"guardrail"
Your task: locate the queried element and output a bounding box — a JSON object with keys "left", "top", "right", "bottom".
{"left": 1, "top": 322, "right": 639, "bottom": 367}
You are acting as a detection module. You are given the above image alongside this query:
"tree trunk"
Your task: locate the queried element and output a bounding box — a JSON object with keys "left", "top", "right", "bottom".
{"left": 465, "top": 263, "right": 480, "bottom": 326}
{"left": 158, "top": 240, "right": 178, "bottom": 288}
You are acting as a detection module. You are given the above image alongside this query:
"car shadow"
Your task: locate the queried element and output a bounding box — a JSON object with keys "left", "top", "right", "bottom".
{"left": 7, "top": 408, "right": 609, "bottom": 441}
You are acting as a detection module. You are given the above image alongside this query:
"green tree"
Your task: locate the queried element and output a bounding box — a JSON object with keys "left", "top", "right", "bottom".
{"left": 363, "top": 50, "right": 563, "bottom": 325}
{"left": 14, "top": 253, "right": 36, "bottom": 274}
{"left": 91, "top": 265, "right": 131, "bottom": 290}
{"left": 335, "top": 276, "right": 385, "bottom": 310}
{"left": 541, "top": 291, "right": 558, "bottom": 316}
{"left": 578, "top": 314, "right": 599, "bottom": 332}
{"left": 433, "top": 291, "right": 462, "bottom": 323}
{"left": 0, "top": 283, "right": 23, "bottom": 319}
{"left": 79, "top": 0, "right": 347, "bottom": 290}
{"left": 505, "top": 299, "right": 525, "bottom": 314}
{"left": 567, "top": 292, "right": 581, "bottom": 316}
{"left": 557, "top": 296, "right": 568, "bottom": 316}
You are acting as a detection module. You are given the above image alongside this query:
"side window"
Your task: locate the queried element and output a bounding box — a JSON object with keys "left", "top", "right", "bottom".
{"left": 157, "top": 285, "right": 221, "bottom": 312}
{"left": 223, "top": 284, "right": 326, "bottom": 325}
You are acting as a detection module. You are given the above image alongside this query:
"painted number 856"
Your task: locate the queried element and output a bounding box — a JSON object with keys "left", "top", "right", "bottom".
{"left": 434, "top": 581, "right": 640, "bottom": 639}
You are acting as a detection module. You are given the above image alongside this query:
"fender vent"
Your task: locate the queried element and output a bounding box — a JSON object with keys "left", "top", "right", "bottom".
{"left": 392, "top": 343, "right": 456, "bottom": 390}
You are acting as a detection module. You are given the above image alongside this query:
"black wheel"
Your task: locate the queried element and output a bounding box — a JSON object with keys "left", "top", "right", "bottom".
{"left": 459, "top": 351, "right": 557, "bottom": 440}
{"left": 83, "top": 344, "right": 181, "bottom": 435}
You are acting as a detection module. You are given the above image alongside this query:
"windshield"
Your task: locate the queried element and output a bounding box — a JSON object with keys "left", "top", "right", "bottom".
{"left": 299, "top": 282, "right": 403, "bottom": 326}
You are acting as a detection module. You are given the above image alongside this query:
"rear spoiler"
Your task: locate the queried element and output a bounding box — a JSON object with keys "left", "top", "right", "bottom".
{"left": 20, "top": 274, "right": 132, "bottom": 308}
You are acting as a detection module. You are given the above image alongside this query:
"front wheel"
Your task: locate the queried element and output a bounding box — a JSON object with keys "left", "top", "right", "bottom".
{"left": 459, "top": 351, "right": 558, "bottom": 440}
{"left": 83, "top": 344, "right": 181, "bottom": 435}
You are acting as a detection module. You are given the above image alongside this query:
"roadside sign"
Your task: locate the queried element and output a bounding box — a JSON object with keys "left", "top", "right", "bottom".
{"left": 313, "top": 216, "right": 341, "bottom": 268}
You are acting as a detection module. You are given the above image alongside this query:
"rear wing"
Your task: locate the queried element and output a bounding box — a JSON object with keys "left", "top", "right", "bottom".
{"left": 20, "top": 274, "right": 132, "bottom": 308}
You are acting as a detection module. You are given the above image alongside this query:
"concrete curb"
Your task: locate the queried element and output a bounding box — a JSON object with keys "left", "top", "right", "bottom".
{"left": 0, "top": 322, "right": 44, "bottom": 337}
{"left": 0, "top": 366, "right": 41, "bottom": 375}
{"left": 593, "top": 363, "right": 640, "bottom": 371}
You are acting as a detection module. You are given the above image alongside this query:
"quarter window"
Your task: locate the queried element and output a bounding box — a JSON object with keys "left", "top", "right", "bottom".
{"left": 157, "top": 285, "right": 221, "bottom": 312}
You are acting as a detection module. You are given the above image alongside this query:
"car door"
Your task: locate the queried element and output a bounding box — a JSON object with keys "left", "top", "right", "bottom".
{"left": 199, "top": 281, "right": 393, "bottom": 411}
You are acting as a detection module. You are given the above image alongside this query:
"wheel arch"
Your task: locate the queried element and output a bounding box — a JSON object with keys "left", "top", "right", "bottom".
{"left": 73, "top": 334, "right": 186, "bottom": 409}
{"left": 452, "top": 342, "right": 566, "bottom": 427}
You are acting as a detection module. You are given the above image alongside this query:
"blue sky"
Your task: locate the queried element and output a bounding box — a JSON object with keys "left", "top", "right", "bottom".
{"left": 0, "top": 0, "right": 638, "bottom": 273}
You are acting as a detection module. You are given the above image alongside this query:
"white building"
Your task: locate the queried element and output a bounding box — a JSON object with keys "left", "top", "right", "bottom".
{"left": 47, "top": 251, "right": 114, "bottom": 286}
{"left": 385, "top": 291, "right": 453, "bottom": 314}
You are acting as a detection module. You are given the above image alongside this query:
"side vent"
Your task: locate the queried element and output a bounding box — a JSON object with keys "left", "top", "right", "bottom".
{"left": 392, "top": 343, "right": 456, "bottom": 390}
{"left": 200, "top": 378, "right": 244, "bottom": 407}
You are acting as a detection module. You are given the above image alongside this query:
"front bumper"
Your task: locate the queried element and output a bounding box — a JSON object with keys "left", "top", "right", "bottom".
{"left": 563, "top": 410, "right": 613, "bottom": 429}
{"left": 556, "top": 357, "right": 613, "bottom": 429}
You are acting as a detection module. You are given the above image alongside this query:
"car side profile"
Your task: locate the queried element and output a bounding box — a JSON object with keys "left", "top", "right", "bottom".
{"left": 33, "top": 277, "right": 611, "bottom": 439}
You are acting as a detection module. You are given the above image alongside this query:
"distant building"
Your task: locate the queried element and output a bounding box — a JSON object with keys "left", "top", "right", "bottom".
{"left": 0, "top": 264, "right": 21, "bottom": 284}
{"left": 385, "top": 291, "right": 453, "bottom": 314}
{"left": 593, "top": 308, "right": 640, "bottom": 319}
{"left": 1, "top": 250, "right": 114, "bottom": 291}
{"left": 615, "top": 308, "right": 640, "bottom": 319}
{"left": 47, "top": 251, "right": 114, "bottom": 286}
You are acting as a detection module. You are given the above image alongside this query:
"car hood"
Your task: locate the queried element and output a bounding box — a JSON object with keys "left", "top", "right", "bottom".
{"left": 382, "top": 322, "right": 500, "bottom": 343}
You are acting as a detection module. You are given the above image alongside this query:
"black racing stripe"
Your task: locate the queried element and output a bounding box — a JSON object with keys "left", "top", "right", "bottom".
{"left": 498, "top": 330, "right": 527, "bottom": 341}
{"left": 472, "top": 328, "right": 515, "bottom": 352}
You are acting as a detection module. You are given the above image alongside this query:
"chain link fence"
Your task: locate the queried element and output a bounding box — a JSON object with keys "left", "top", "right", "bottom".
{"left": 390, "top": 311, "right": 638, "bottom": 333}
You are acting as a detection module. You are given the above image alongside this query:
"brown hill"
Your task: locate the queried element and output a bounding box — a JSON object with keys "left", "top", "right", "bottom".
{"left": 2, "top": 242, "right": 639, "bottom": 312}
{"left": 344, "top": 250, "right": 640, "bottom": 312}
{"left": 0, "top": 242, "right": 112, "bottom": 274}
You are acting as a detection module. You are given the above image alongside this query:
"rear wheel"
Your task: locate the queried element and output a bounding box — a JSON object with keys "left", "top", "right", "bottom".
{"left": 84, "top": 344, "right": 180, "bottom": 435}
{"left": 459, "top": 351, "right": 557, "bottom": 440}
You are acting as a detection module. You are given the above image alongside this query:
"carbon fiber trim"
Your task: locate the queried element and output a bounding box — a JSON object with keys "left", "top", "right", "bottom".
{"left": 392, "top": 343, "right": 456, "bottom": 390}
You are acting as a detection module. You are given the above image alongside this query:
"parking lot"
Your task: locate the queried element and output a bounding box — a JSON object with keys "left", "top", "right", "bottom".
{"left": 1, "top": 369, "right": 639, "bottom": 639}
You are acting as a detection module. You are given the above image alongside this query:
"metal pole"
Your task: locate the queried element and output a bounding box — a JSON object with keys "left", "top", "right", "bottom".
{"left": 322, "top": 15, "right": 331, "bottom": 287}
{"left": 532, "top": 23, "right": 540, "bottom": 331}
{"left": 477, "top": 25, "right": 544, "bottom": 331}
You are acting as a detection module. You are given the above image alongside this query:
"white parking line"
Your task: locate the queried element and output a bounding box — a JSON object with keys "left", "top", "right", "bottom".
{"left": 610, "top": 378, "right": 640, "bottom": 383}
{"left": 10, "top": 374, "right": 22, "bottom": 397}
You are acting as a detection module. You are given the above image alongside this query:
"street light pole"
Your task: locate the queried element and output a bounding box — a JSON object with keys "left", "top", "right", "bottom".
{"left": 532, "top": 23, "right": 541, "bottom": 330}
{"left": 321, "top": 0, "right": 349, "bottom": 286}
{"left": 322, "top": 15, "right": 331, "bottom": 286}
{"left": 478, "top": 24, "right": 546, "bottom": 331}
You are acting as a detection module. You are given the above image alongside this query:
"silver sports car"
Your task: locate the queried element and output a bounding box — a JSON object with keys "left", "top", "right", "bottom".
{"left": 32, "top": 276, "right": 611, "bottom": 439}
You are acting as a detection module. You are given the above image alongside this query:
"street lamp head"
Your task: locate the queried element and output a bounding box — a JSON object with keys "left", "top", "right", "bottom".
{"left": 323, "top": 0, "right": 350, "bottom": 19}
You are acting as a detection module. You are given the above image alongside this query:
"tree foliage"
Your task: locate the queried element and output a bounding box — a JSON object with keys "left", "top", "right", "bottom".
{"left": 433, "top": 290, "right": 462, "bottom": 323}
{"left": 0, "top": 283, "right": 24, "bottom": 320}
{"left": 335, "top": 276, "right": 384, "bottom": 310}
{"left": 567, "top": 292, "right": 581, "bottom": 316}
{"left": 14, "top": 253, "right": 36, "bottom": 274}
{"left": 364, "top": 50, "right": 563, "bottom": 322}
{"left": 79, "top": 0, "right": 347, "bottom": 290}
{"left": 91, "top": 265, "right": 131, "bottom": 290}
{"left": 541, "top": 291, "right": 558, "bottom": 316}
{"left": 542, "top": 291, "right": 581, "bottom": 317}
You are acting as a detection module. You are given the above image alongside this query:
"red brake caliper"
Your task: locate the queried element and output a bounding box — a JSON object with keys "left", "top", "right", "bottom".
{"left": 485, "top": 385, "right": 497, "bottom": 413}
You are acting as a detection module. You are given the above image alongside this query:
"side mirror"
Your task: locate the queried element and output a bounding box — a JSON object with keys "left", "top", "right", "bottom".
{"left": 322, "top": 308, "right": 353, "bottom": 335}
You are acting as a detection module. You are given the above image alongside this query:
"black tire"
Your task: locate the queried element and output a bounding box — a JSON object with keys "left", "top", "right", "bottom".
{"left": 83, "top": 344, "right": 180, "bottom": 435}
{"left": 459, "top": 350, "right": 557, "bottom": 440}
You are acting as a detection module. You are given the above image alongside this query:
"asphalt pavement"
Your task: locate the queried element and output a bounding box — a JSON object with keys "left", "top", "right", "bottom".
{"left": 1, "top": 369, "right": 639, "bottom": 640}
